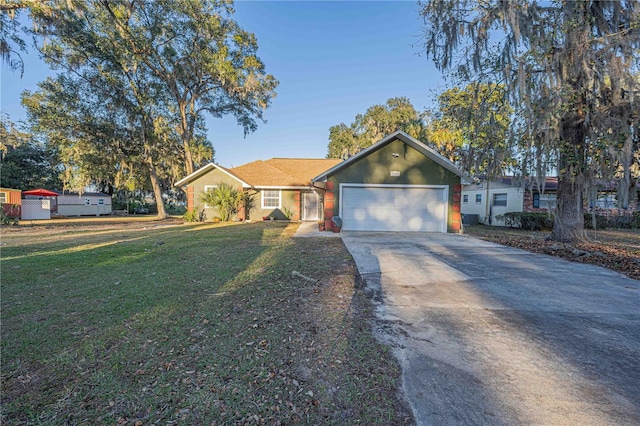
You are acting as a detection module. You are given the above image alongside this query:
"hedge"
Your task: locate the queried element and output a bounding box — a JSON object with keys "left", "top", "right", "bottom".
{"left": 584, "top": 212, "right": 640, "bottom": 229}
{"left": 496, "top": 212, "right": 555, "bottom": 231}
{"left": 497, "top": 211, "right": 640, "bottom": 230}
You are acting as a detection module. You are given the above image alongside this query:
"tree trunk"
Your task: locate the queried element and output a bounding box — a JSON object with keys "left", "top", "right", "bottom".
{"left": 140, "top": 118, "right": 167, "bottom": 219}
{"left": 551, "top": 171, "right": 585, "bottom": 241}
{"left": 179, "top": 103, "right": 195, "bottom": 176}
{"left": 147, "top": 159, "right": 167, "bottom": 219}
{"left": 617, "top": 134, "right": 633, "bottom": 209}
{"left": 549, "top": 113, "right": 587, "bottom": 242}
{"left": 183, "top": 140, "right": 194, "bottom": 176}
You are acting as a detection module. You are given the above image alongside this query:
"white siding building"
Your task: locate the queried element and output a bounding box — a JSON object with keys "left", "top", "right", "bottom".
{"left": 461, "top": 180, "right": 525, "bottom": 225}
{"left": 55, "top": 191, "right": 112, "bottom": 216}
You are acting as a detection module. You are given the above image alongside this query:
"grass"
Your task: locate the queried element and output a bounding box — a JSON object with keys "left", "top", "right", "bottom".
{"left": 1, "top": 220, "right": 412, "bottom": 425}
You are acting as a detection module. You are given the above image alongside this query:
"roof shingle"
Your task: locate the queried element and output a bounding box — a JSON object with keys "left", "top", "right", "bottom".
{"left": 231, "top": 158, "right": 342, "bottom": 187}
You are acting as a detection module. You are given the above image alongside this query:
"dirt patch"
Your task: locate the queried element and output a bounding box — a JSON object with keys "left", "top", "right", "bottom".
{"left": 285, "top": 237, "right": 414, "bottom": 423}
{"left": 464, "top": 226, "right": 640, "bottom": 280}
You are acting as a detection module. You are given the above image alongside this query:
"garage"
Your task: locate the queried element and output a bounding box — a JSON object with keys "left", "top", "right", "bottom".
{"left": 340, "top": 185, "right": 448, "bottom": 232}
{"left": 312, "top": 131, "right": 464, "bottom": 233}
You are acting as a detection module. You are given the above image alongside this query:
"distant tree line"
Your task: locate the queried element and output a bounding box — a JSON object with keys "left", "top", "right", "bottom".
{"left": 326, "top": 89, "right": 512, "bottom": 181}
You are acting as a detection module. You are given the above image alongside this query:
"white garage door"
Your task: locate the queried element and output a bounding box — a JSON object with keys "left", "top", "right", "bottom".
{"left": 340, "top": 185, "right": 448, "bottom": 232}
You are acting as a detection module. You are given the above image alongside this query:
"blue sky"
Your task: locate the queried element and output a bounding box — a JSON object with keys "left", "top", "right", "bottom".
{"left": 0, "top": 1, "right": 447, "bottom": 168}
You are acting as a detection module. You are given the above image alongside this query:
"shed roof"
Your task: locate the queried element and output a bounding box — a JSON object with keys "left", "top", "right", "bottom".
{"left": 54, "top": 190, "right": 111, "bottom": 197}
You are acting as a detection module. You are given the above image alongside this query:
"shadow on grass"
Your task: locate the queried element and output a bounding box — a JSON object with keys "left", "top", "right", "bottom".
{"left": 1, "top": 223, "right": 290, "bottom": 421}
{"left": 1, "top": 222, "right": 410, "bottom": 425}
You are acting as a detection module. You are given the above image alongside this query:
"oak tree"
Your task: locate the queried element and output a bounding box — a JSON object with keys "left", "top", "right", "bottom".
{"left": 427, "top": 83, "right": 513, "bottom": 177}
{"left": 420, "top": 0, "right": 640, "bottom": 241}
{"left": 99, "top": 0, "right": 278, "bottom": 175}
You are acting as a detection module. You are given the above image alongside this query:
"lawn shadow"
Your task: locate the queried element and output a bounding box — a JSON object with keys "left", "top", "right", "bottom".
{"left": 0, "top": 222, "right": 294, "bottom": 423}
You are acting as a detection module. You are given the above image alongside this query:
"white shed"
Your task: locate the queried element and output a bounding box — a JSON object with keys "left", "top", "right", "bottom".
{"left": 55, "top": 191, "right": 112, "bottom": 216}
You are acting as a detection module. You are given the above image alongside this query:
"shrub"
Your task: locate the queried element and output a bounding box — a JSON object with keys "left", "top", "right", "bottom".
{"left": 183, "top": 210, "right": 202, "bottom": 223}
{"left": 497, "top": 212, "right": 554, "bottom": 231}
{"left": 199, "top": 184, "right": 244, "bottom": 222}
{"left": 283, "top": 206, "right": 294, "bottom": 220}
{"left": 0, "top": 210, "right": 19, "bottom": 226}
{"left": 584, "top": 213, "right": 610, "bottom": 230}
{"left": 165, "top": 203, "right": 187, "bottom": 215}
{"left": 128, "top": 201, "right": 150, "bottom": 214}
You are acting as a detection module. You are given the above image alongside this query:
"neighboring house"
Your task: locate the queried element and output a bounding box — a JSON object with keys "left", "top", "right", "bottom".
{"left": 0, "top": 187, "right": 22, "bottom": 218}
{"left": 461, "top": 177, "right": 532, "bottom": 225}
{"left": 174, "top": 158, "right": 343, "bottom": 221}
{"left": 312, "top": 131, "right": 465, "bottom": 232}
{"left": 24, "top": 191, "right": 113, "bottom": 217}
{"left": 463, "top": 176, "right": 639, "bottom": 225}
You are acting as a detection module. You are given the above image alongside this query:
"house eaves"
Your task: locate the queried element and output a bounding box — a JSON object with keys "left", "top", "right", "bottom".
{"left": 312, "top": 130, "right": 465, "bottom": 182}
{"left": 253, "top": 185, "right": 313, "bottom": 190}
{"left": 174, "top": 163, "right": 251, "bottom": 188}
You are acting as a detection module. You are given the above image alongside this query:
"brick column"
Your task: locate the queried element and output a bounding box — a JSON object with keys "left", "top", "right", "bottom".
{"left": 324, "top": 181, "right": 335, "bottom": 231}
{"left": 451, "top": 184, "right": 462, "bottom": 232}
{"left": 293, "top": 190, "right": 301, "bottom": 221}
{"left": 187, "top": 186, "right": 195, "bottom": 212}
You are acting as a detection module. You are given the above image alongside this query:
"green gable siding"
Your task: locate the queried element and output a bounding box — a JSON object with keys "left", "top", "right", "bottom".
{"left": 328, "top": 138, "right": 461, "bottom": 231}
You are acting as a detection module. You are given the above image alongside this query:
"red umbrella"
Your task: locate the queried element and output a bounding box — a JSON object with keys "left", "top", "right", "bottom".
{"left": 23, "top": 189, "right": 59, "bottom": 197}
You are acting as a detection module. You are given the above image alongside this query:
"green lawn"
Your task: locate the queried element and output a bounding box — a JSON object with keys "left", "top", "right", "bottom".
{"left": 1, "top": 221, "right": 410, "bottom": 424}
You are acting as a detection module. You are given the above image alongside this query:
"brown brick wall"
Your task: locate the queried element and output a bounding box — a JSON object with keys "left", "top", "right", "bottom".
{"left": 293, "top": 190, "right": 301, "bottom": 221}
{"left": 187, "top": 186, "right": 195, "bottom": 212}
{"left": 451, "top": 184, "right": 461, "bottom": 232}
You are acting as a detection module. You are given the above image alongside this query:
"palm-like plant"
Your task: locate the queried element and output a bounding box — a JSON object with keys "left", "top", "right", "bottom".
{"left": 200, "top": 183, "right": 244, "bottom": 222}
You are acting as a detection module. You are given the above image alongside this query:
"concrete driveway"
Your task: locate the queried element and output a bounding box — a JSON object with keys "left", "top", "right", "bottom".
{"left": 341, "top": 232, "right": 640, "bottom": 425}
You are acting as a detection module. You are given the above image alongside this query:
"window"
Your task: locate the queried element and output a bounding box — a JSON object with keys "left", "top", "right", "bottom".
{"left": 533, "top": 193, "right": 556, "bottom": 209}
{"left": 262, "top": 190, "right": 281, "bottom": 209}
{"left": 594, "top": 194, "right": 616, "bottom": 209}
{"left": 0, "top": 192, "right": 6, "bottom": 204}
{"left": 203, "top": 185, "right": 217, "bottom": 208}
{"left": 463, "top": 194, "right": 469, "bottom": 203}
{"left": 493, "top": 193, "right": 507, "bottom": 206}
{"left": 475, "top": 194, "right": 482, "bottom": 203}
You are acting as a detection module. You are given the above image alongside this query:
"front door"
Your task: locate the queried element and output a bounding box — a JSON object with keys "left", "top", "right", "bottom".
{"left": 302, "top": 191, "right": 319, "bottom": 220}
